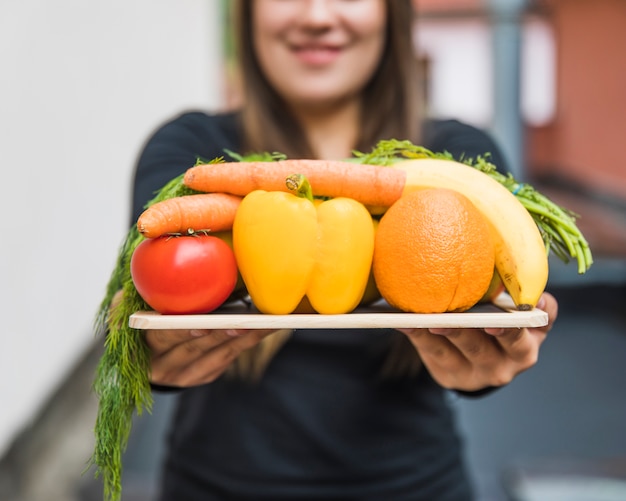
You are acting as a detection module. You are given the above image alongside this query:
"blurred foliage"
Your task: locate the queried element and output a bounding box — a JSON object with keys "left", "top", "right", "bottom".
{"left": 221, "top": 0, "right": 235, "bottom": 63}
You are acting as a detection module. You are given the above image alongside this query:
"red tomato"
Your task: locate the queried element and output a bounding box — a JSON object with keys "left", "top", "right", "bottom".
{"left": 130, "top": 234, "right": 238, "bottom": 314}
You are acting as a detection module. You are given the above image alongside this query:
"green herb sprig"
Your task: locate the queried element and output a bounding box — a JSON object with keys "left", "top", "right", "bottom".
{"left": 352, "top": 139, "right": 593, "bottom": 274}
{"left": 88, "top": 170, "right": 207, "bottom": 501}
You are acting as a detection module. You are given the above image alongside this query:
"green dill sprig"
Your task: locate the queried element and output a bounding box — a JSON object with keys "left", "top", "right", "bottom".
{"left": 352, "top": 139, "right": 593, "bottom": 274}
{"left": 89, "top": 171, "right": 206, "bottom": 501}
{"left": 88, "top": 222, "right": 150, "bottom": 501}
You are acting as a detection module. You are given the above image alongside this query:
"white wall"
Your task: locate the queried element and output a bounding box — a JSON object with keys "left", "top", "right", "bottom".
{"left": 0, "top": 0, "right": 223, "bottom": 457}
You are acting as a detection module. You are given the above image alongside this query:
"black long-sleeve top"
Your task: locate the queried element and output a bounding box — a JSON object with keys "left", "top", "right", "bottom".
{"left": 131, "top": 111, "right": 507, "bottom": 501}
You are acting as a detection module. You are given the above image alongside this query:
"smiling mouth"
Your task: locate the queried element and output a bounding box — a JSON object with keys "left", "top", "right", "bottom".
{"left": 292, "top": 46, "right": 342, "bottom": 65}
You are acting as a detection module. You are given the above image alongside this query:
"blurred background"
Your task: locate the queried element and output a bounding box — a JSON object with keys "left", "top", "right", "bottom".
{"left": 0, "top": 0, "right": 624, "bottom": 500}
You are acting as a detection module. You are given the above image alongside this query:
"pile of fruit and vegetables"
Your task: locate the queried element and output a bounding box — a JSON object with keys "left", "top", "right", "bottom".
{"left": 89, "top": 139, "right": 592, "bottom": 501}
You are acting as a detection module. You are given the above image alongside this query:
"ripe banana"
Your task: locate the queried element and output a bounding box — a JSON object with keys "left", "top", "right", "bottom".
{"left": 391, "top": 159, "right": 548, "bottom": 310}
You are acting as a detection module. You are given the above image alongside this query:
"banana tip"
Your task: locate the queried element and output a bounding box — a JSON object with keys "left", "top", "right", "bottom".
{"left": 517, "top": 304, "right": 533, "bottom": 311}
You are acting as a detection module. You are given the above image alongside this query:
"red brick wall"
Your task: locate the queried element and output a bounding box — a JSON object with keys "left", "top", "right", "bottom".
{"left": 535, "top": 0, "right": 626, "bottom": 198}
{"left": 414, "top": 0, "right": 481, "bottom": 12}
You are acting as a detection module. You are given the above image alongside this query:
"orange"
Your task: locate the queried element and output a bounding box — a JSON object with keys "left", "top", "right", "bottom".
{"left": 373, "top": 188, "right": 495, "bottom": 313}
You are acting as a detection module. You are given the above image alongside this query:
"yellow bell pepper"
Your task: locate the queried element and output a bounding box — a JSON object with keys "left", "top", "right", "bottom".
{"left": 232, "top": 174, "right": 375, "bottom": 314}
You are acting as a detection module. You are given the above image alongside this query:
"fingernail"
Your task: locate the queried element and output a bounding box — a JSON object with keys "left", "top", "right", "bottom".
{"left": 224, "top": 329, "right": 242, "bottom": 337}
{"left": 429, "top": 328, "right": 452, "bottom": 335}
{"left": 190, "top": 329, "right": 205, "bottom": 337}
{"left": 536, "top": 296, "right": 546, "bottom": 310}
{"left": 485, "top": 328, "right": 505, "bottom": 336}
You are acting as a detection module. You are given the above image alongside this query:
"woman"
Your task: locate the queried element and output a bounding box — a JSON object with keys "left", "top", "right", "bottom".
{"left": 132, "top": 1, "right": 558, "bottom": 499}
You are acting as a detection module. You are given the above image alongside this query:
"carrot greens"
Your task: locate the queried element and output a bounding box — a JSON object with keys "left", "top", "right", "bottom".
{"left": 224, "top": 149, "right": 287, "bottom": 162}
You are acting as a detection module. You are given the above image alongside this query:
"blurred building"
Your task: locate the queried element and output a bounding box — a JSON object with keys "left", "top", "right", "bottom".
{"left": 415, "top": 0, "right": 626, "bottom": 198}
{"left": 527, "top": 0, "right": 626, "bottom": 200}
{"left": 415, "top": 0, "right": 626, "bottom": 260}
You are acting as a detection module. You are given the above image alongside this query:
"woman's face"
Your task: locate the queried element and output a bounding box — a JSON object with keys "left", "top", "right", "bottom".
{"left": 252, "top": 0, "right": 387, "bottom": 111}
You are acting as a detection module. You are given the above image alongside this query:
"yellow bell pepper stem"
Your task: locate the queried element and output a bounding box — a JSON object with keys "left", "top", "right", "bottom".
{"left": 285, "top": 173, "right": 314, "bottom": 202}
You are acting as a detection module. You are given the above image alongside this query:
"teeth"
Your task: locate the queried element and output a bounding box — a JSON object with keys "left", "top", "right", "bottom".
{"left": 392, "top": 159, "right": 549, "bottom": 310}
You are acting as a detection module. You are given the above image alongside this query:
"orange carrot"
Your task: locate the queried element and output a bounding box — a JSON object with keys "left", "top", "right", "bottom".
{"left": 137, "top": 193, "right": 242, "bottom": 238}
{"left": 183, "top": 160, "right": 407, "bottom": 208}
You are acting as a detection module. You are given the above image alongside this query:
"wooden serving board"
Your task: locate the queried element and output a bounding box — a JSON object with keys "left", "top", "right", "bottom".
{"left": 128, "top": 293, "right": 548, "bottom": 330}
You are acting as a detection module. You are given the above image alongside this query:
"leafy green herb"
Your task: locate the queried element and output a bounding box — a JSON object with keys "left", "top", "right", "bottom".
{"left": 88, "top": 172, "right": 204, "bottom": 501}
{"left": 352, "top": 139, "right": 593, "bottom": 274}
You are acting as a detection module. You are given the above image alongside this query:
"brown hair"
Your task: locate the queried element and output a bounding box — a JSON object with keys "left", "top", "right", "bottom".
{"left": 226, "top": 0, "right": 424, "bottom": 381}
{"left": 231, "top": 0, "right": 422, "bottom": 158}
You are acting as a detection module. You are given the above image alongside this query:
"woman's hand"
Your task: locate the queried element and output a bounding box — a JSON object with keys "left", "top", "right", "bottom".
{"left": 145, "top": 328, "right": 276, "bottom": 387}
{"left": 397, "top": 292, "right": 558, "bottom": 392}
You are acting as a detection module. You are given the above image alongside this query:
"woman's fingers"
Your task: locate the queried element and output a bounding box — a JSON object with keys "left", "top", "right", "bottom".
{"left": 398, "top": 292, "right": 558, "bottom": 391}
{"left": 490, "top": 328, "right": 540, "bottom": 365}
{"left": 400, "top": 328, "right": 471, "bottom": 376}
{"left": 146, "top": 328, "right": 240, "bottom": 356}
{"left": 485, "top": 292, "right": 557, "bottom": 366}
{"left": 404, "top": 327, "right": 516, "bottom": 390}
{"left": 433, "top": 327, "right": 501, "bottom": 361}
{"left": 148, "top": 329, "right": 275, "bottom": 387}
{"left": 441, "top": 326, "right": 533, "bottom": 372}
